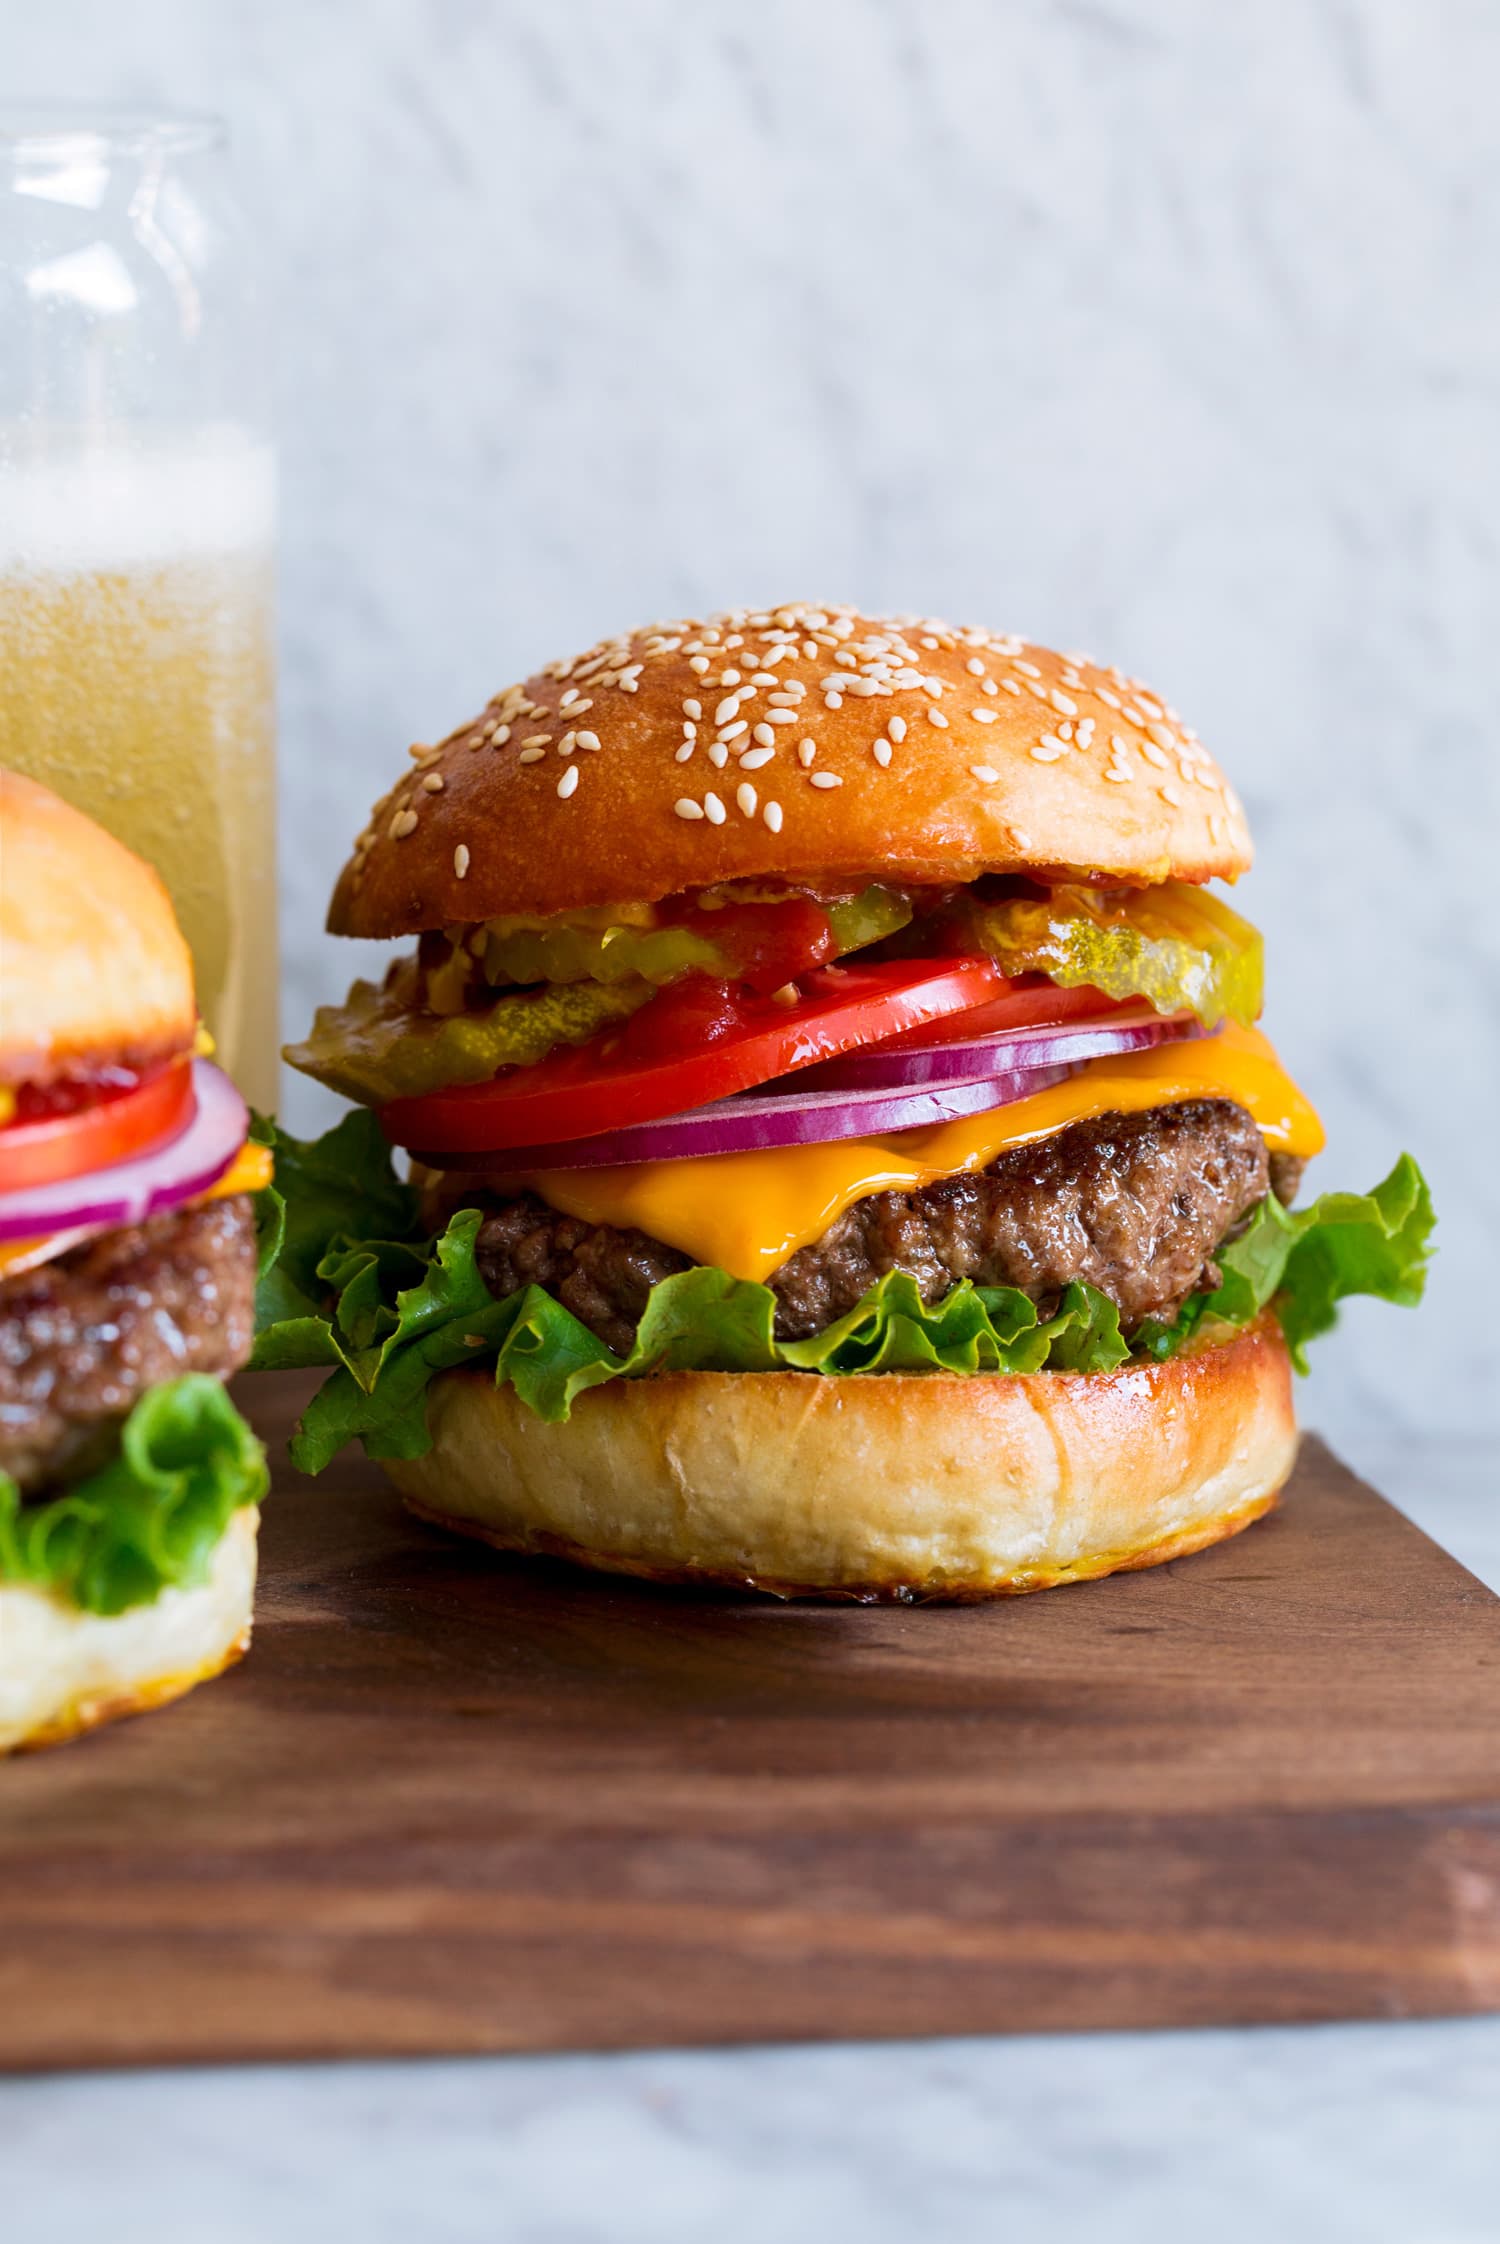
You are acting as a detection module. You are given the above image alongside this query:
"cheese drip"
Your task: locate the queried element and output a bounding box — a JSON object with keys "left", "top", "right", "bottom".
{"left": 516, "top": 1025, "right": 1324, "bottom": 1285}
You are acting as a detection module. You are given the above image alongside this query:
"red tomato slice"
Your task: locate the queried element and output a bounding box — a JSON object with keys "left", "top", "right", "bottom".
{"left": 869, "top": 977, "right": 1149, "bottom": 1052}
{"left": 381, "top": 956, "right": 1015, "bottom": 1158}
{"left": 0, "top": 1063, "right": 195, "bottom": 1195}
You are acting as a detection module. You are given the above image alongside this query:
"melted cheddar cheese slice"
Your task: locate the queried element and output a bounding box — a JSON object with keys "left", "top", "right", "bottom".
{"left": 518, "top": 1024, "right": 1324, "bottom": 1285}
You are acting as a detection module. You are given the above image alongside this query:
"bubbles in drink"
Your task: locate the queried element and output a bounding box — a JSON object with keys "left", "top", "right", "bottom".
{"left": 0, "top": 430, "right": 279, "bottom": 1111}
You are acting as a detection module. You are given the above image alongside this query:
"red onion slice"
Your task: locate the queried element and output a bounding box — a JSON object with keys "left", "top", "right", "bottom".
{"left": 790, "top": 1009, "right": 1200, "bottom": 1092}
{"left": 0, "top": 1062, "right": 249, "bottom": 1242}
{"left": 419, "top": 1059, "right": 1087, "bottom": 1172}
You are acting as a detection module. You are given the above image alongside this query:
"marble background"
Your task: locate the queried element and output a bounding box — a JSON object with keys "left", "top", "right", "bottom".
{"left": 11, "top": 0, "right": 1499, "bottom": 1468}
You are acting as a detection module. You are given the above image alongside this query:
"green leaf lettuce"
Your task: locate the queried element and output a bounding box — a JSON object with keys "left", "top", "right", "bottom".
{"left": 249, "top": 1114, "right": 1433, "bottom": 1474}
{"left": 0, "top": 1375, "right": 269, "bottom": 1616}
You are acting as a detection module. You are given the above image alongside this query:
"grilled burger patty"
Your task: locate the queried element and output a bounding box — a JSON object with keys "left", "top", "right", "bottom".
{"left": 469, "top": 1099, "right": 1304, "bottom": 1357}
{"left": 0, "top": 1196, "right": 258, "bottom": 1495}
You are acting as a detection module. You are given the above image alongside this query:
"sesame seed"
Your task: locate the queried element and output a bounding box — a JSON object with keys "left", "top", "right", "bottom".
{"left": 1140, "top": 739, "right": 1170, "bottom": 768}
{"left": 689, "top": 655, "right": 710, "bottom": 674}
{"left": 675, "top": 742, "right": 695, "bottom": 763}
{"left": 763, "top": 799, "right": 784, "bottom": 833}
{"left": 765, "top": 706, "right": 799, "bottom": 724}
{"left": 708, "top": 742, "right": 729, "bottom": 768}
{"left": 809, "top": 771, "right": 843, "bottom": 790}
{"left": 966, "top": 656, "right": 986, "bottom": 676}
{"left": 492, "top": 724, "right": 511, "bottom": 746}
{"left": 558, "top": 732, "right": 577, "bottom": 755}
{"left": 1012, "top": 659, "right": 1042, "bottom": 678}
{"left": 739, "top": 745, "right": 775, "bottom": 770}
{"left": 390, "top": 808, "right": 418, "bottom": 837}
{"left": 970, "top": 764, "right": 999, "bottom": 783}
{"left": 559, "top": 688, "right": 580, "bottom": 709}
{"left": 453, "top": 843, "right": 470, "bottom": 878}
{"left": 556, "top": 766, "right": 579, "bottom": 799}
{"left": 518, "top": 746, "right": 546, "bottom": 764}
{"left": 719, "top": 670, "right": 741, "bottom": 687}
{"left": 466, "top": 732, "right": 485, "bottom": 749}
{"left": 683, "top": 698, "right": 702, "bottom": 720}
{"left": 1002, "top": 678, "right": 1022, "bottom": 696}
{"left": 575, "top": 730, "right": 600, "bottom": 752}
{"left": 1148, "top": 720, "right": 1177, "bottom": 753}
{"left": 887, "top": 714, "right": 907, "bottom": 743}
{"left": 927, "top": 708, "right": 949, "bottom": 728}
{"left": 681, "top": 720, "right": 698, "bottom": 738}
{"left": 736, "top": 781, "right": 757, "bottom": 817}
{"left": 714, "top": 696, "right": 740, "bottom": 727}
{"left": 421, "top": 771, "right": 445, "bottom": 791}
{"left": 1097, "top": 687, "right": 1122, "bottom": 710}
{"left": 753, "top": 722, "right": 776, "bottom": 749}
{"left": 970, "top": 708, "right": 996, "bottom": 724}
{"left": 522, "top": 734, "right": 552, "bottom": 749}
{"left": 1030, "top": 744, "right": 1066, "bottom": 763}
{"left": 750, "top": 672, "right": 779, "bottom": 686}
{"left": 704, "top": 791, "right": 726, "bottom": 824}
{"left": 824, "top": 691, "right": 843, "bottom": 710}
{"left": 982, "top": 678, "right": 999, "bottom": 697}
{"left": 1058, "top": 721, "right": 1074, "bottom": 742}
{"left": 767, "top": 689, "right": 803, "bottom": 706}
{"left": 675, "top": 797, "right": 704, "bottom": 820}
{"left": 798, "top": 738, "right": 817, "bottom": 766}
{"left": 1159, "top": 782, "right": 1184, "bottom": 807}
{"left": 873, "top": 738, "right": 893, "bottom": 767}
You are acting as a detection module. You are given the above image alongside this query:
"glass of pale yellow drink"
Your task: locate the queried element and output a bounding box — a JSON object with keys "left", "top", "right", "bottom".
{"left": 0, "top": 109, "right": 278, "bottom": 1112}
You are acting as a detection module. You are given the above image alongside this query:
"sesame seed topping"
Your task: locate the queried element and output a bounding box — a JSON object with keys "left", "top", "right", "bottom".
{"left": 675, "top": 742, "right": 695, "bottom": 763}
{"left": 718, "top": 718, "right": 748, "bottom": 743}
{"left": 736, "top": 781, "right": 757, "bottom": 817}
{"left": 970, "top": 708, "right": 996, "bottom": 724}
{"left": 559, "top": 688, "right": 580, "bottom": 709}
{"left": 753, "top": 722, "right": 776, "bottom": 749}
{"left": 453, "top": 843, "right": 470, "bottom": 878}
{"left": 824, "top": 691, "right": 843, "bottom": 710}
{"left": 809, "top": 771, "right": 842, "bottom": 790}
{"left": 683, "top": 698, "right": 702, "bottom": 720}
{"left": 887, "top": 714, "right": 907, "bottom": 743}
{"left": 927, "top": 708, "right": 949, "bottom": 727}
{"left": 739, "top": 745, "right": 775, "bottom": 770}
{"left": 421, "top": 771, "right": 445, "bottom": 791}
{"left": 714, "top": 697, "right": 741, "bottom": 726}
{"left": 873, "top": 738, "right": 893, "bottom": 767}
{"left": 674, "top": 797, "right": 704, "bottom": 820}
{"left": 719, "top": 670, "right": 741, "bottom": 687}
{"left": 982, "top": 678, "right": 999, "bottom": 696}
{"left": 966, "top": 656, "right": 986, "bottom": 676}
{"left": 1012, "top": 658, "right": 1042, "bottom": 678}
{"left": 1148, "top": 720, "right": 1177, "bottom": 753}
{"left": 518, "top": 746, "right": 546, "bottom": 764}
{"left": 1140, "top": 739, "right": 1170, "bottom": 768}
{"left": 763, "top": 799, "right": 784, "bottom": 833}
{"left": 764, "top": 706, "right": 799, "bottom": 724}
{"left": 558, "top": 732, "right": 577, "bottom": 754}
{"left": 970, "top": 764, "right": 999, "bottom": 783}
{"left": 390, "top": 808, "right": 418, "bottom": 837}
{"left": 689, "top": 655, "right": 710, "bottom": 674}
{"left": 556, "top": 765, "right": 579, "bottom": 799}
{"left": 491, "top": 725, "right": 511, "bottom": 746}
{"left": 1030, "top": 743, "right": 1066, "bottom": 763}
{"left": 1159, "top": 782, "right": 1184, "bottom": 806}
{"left": 798, "top": 738, "right": 817, "bottom": 766}
{"left": 1002, "top": 678, "right": 1022, "bottom": 696}
{"left": 704, "top": 791, "right": 726, "bottom": 824}
{"left": 708, "top": 742, "right": 729, "bottom": 768}
{"left": 522, "top": 734, "right": 552, "bottom": 749}
{"left": 576, "top": 730, "right": 600, "bottom": 751}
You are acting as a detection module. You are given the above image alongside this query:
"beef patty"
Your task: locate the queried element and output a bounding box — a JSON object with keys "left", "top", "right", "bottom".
{"left": 469, "top": 1099, "right": 1294, "bottom": 1356}
{"left": 0, "top": 1196, "right": 258, "bottom": 1495}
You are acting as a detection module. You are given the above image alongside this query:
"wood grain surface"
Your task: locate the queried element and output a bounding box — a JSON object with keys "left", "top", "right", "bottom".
{"left": 3, "top": 1371, "right": 1499, "bottom": 2070}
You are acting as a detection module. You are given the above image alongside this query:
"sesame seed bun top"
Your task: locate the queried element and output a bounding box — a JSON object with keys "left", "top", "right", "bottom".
{"left": 328, "top": 606, "right": 1252, "bottom": 938}
{"left": 0, "top": 770, "right": 196, "bottom": 1085}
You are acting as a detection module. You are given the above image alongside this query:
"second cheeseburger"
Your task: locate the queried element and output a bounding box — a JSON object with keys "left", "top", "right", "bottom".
{"left": 264, "top": 605, "right": 1431, "bottom": 1599}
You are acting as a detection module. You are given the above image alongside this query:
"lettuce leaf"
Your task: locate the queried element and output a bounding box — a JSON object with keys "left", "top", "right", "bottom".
{"left": 250, "top": 1114, "right": 1433, "bottom": 1473}
{"left": 0, "top": 1375, "right": 268, "bottom": 1616}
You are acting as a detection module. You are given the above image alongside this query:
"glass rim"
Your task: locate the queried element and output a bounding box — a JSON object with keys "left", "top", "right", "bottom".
{"left": 0, "top": 103, "right": 227, "bottom": 160}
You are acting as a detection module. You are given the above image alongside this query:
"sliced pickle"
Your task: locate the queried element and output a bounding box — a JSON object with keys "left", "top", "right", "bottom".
{"left": 962, "top": 881, "right": 1263, "bottom": 1028}
{"left": 478, "top": 884, "right": 914, "bottom": 989}
{"left": 284, "top": 972, "right": 653, "bottom": 1106}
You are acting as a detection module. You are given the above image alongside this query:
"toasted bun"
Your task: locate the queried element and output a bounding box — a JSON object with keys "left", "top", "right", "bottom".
{"left": 0, "top": 1509, "right": 258, "bottom": 1754}
{"left": 385, "top": 1317, "right": 1295, "bottom": 1603}
{"left": 0, "top": 770, "right": 196, "bottom": 1084}
{"left": 331, "top": 605, "right": 1251, "bottom": 936}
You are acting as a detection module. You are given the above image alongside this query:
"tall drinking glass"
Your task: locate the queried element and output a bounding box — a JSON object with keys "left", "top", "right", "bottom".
{"left": 0, "top": 107, "right": 278, "bottom": 1111}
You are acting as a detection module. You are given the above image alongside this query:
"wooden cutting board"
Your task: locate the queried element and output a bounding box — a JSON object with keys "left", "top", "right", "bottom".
{"left": 3, "top": 1370, "right": 1499, "bottom": 2071}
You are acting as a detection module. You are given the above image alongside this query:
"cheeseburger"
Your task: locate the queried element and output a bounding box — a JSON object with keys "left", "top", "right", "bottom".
{"left": 0, "top": 772, "right": 271, "bottom": 1749}
{"left": 264, "top": 605, "right": 1431, "bottom": 1600}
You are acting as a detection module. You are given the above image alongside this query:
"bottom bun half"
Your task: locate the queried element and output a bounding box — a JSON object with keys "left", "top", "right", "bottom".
{"left": 386, "top": 1315, "right": 1297, "bottom": 1603}
{"left": 0, "top": 1507, "right": 259, "bottom": 1753}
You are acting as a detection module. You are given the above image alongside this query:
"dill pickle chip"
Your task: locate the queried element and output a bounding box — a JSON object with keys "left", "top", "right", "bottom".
{"left": 965, "top": 881, "right": 1263, "bottom": 1029}
{"left": 284, "top": 974, "right": 655, "bottom": 1106}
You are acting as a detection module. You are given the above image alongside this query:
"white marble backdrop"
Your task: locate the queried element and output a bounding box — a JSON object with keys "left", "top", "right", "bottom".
{"left": 12, "top": 0, "right": 1498, "bottom": 1464}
